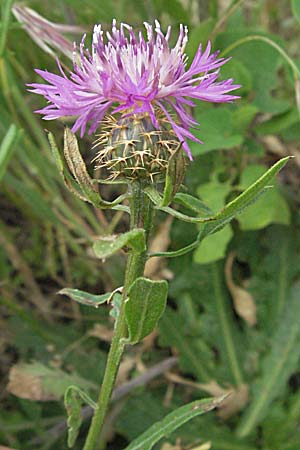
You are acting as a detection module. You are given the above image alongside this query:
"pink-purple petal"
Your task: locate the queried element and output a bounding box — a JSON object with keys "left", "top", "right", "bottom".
{"left": 30, "top": 20, "right": 240, "bottom": 158}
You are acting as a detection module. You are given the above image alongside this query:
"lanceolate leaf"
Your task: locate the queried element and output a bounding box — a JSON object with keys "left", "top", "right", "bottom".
{"left": 237, "top": 282, "right": 300, "bottom": 437}
{"left": 174, "top": 192, "right": 214, "bottom": 216}
{"left": 124, "top": 395, "right": 227, "bottom": 450}
{"left": 63, "top": 127, "right": 103, "bottom": 207}
{"left": 47, "top": 130, "right": 129, "bottom": 211}
{"left": 59, "top": 288, "right": 112, "bottom": 307}
{"left": 200, "top": 157, "right": 291, "bottom": 237}
{"left": 93, "top": 229, "right": 146, "bottom": 259}
{"left": 150, "top": 157, "right": 290, "bottom": 258}
{"left": 125, "top": 277, "right": 168, "bottom": 344}
{"left": 64, "top": 385, "right": 97, "bottom": 448}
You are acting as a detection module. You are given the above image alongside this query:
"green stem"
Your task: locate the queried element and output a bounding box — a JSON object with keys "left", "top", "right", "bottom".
{"left": 83, "top": 181, "right": 153, "bottom": 450}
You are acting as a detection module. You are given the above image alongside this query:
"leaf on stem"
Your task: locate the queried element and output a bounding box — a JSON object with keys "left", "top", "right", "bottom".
{"left": 125, "top": 277, "right": 168, "bottom": 344}
{"left": 161, "top": 143, "right": 186, "bottom": 206}
{"left": 64, "top": 385, "right": 97, "bottom": 448}
{"left": 63, "top": 127, "right": 103, "bottom": 207}
{"left": 93, "top": 229, "right": 146, "bottom": 259}
{"left": 123, "top": 395, "right": 228, "bottom": 450}
{"left": 59, "top": 288, "right": 112, "bottom": 308}
{"left": 174, "top": 192, "right": 214, "bottom": 216}
{"left": 150, "top": 157, "right": 291, "bottom": 258}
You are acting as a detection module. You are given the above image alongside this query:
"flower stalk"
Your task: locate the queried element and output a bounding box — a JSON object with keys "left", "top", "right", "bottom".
{"left": 83, "top": 181, "right": 154, "bottom": 450}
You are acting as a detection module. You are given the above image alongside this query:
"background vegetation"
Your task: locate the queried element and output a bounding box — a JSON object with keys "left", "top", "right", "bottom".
{"left": 1, "top": 0, "right": 300, "bottom": 449}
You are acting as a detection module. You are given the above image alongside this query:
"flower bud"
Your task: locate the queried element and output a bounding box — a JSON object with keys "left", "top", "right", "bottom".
{"left": 93, "top": 113, "right": 183, "bottom": 183}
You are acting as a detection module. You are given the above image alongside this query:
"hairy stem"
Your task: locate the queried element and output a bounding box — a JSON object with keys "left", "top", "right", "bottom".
{"left": 83, "top": 181, "right": 154, "bottom": 450}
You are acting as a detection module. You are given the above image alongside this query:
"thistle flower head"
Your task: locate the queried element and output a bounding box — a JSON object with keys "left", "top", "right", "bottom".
{"left": 29, "top": 20, "right": 240, "bottom": 160}
{"left": 94, "top": 111, "right": 182, "bottom": 182}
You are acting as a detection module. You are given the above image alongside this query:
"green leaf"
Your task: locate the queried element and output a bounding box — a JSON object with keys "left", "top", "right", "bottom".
{"left": 7, "top": 362, "right": 95, "bottom": 401}
{"left": 0, "top": 0, "right": 14, "bottom": 56}
{"left": 159, "top": 307, "right": 211, "bottom": 381}
{"left": 59, "top": 288, "right": 112, "bottom": 308}
{"left": 124, "top": 395, "right": 227, "bottom": 450}
{"left": 220, "top": 59, "right": 253, "bottom": 96}
{"left": 238, "top": 189, "right": 290, "bottom": 230}
{"left": 93, "top": 229, "right": 146, "bottom": 259}
{"left": 48, "top": 130, "right": 129, "bottom": 212}
{"left": 232, "top": 104, "right": 258, "bottom": 134}
{"left": 63, "top": 128, "right": 101, "bottom": 205}
{"left": 237, "top": 282, "right": 300, "bottom": 437}
{"left": 125, "top": 277, "right": 168, "bottom": 344}
{"left": 109, "top": 293, "right": 123, "bottom": 319}
{"left": 185, "top": 18, "right": 216, "bottom": 59}
{"left": 254, "top": 108, "right": 299, "bottom": 135}
{"left": 174, "top": 193, "right": 214, "bottom": 216}
{"left": 198, "top": 157, "right": 291, "bottom": 238}
{"left": 218, "top": 32, "right": 288, "bottom": 113}
{"left": 161, "top": 144, "right": 185, "bottom": 206}
{"left": 64, "top": 385, "right": 97, "bottom": 448}
{"left": 0, "top": 124, "right": 22, "bottom": 182}
{"left": 194, "top": 225, "right": 233, "bottom": 264}
{"left": 150, "top": 157, "right": 290, "bottom": 258}
{"left": 191, "top": 106, "right": 243, "bottom": 155}
{"left": 197, "top": 176, "right": 232, "bottom": 212}
{"left": 237, "top": 165, "right": 290, "bottom": 230}
{"left": 292, "top": 0, "right": 300, "bottom": 25}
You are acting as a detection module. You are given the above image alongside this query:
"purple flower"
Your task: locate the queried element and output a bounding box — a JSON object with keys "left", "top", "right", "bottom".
{"left": 29, "top": 20, "right": 240, "bottom": 160}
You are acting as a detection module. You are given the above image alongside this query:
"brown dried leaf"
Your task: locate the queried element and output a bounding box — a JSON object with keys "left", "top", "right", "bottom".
{"left": 217, "top": 384, "right": 249, "bottom": 419}
{"left": 64, "top": 128, "right": 94, "bottom": 191}
{"left": 7, "top": 364, "right": 56, "bottom": 401}
{"left": 88, "top": 324, "right": 114, "bottom": 342}
{"left": 7, "top": 362, "right": 91, "bottom": 402}
{"left": 225, "top": 252, "right": 257, "bottom": 326}
{"left": 115, "top": 356, "right": 136, "bottom": 386}
{"left": 191, "top": 443, "right": 212, "bottom": 450}
{"left": 12, "top": 5, "right": 84, "bottom": 60}
{"left": 260, "top": 135, "right": 287, "bottom": 157}
{"left": 197, "top": 380, "right": 249, "bottom": 419}
{"left": 160, "top": 444, "right": 181, "bottom": 450}
{"left": 0, "top": 446, "right": 19, "bottom": 450}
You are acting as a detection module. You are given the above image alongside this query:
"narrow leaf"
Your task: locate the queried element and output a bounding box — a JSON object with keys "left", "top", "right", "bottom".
{"left": 174, "top": 192, "right": 214, "bottom": 216}
{"left": 237, "top": 282, "right": 300, "bottom": 437}
{"left": 63, "top": 127, "right": 103, "bottom": 207}
{"left": 206, "top": 157, "right": 291, "bottom": 233}
{"left": 48, "top": 131, "right": 129, "bottom": 211}
{"left": 47, "top": 131, "right": 89, "bottom": 202}
{"left": 0, "top": 0, "right": 14, "bottom": 56}
{"left": 64, "top": 385, "right": 97, "bottom": 448}
{"left": 0, "top": 124, "right": 22, "bottom": 182}
{"left": 124, "top": 395, "right": 227, "bottom": 450}
{"left": 125, "top": 277, "right": 168, "bottom": 344}
{"left": 150, "top": 157, "right": 290, "bottom": 258}
{"left": 59, "top": 288, "right": 112, "bottom": 308}
{"left": 93, "top": 229, "right": 146, "bottom": 259}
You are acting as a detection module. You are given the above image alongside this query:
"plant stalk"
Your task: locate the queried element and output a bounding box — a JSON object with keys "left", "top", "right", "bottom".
{"left": 83, "top": 181, "right": 154, "bottom": 450}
